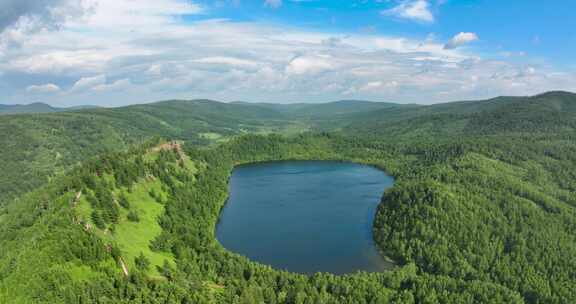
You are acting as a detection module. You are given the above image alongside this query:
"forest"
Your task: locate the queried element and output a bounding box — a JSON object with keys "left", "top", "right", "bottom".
{"left": 0, "top": 92, "right": 575, "bottom": 303}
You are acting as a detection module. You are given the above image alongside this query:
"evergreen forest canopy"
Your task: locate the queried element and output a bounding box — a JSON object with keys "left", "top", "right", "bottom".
{"left": 0, "top": 91, "right": 575, "bottom": 303}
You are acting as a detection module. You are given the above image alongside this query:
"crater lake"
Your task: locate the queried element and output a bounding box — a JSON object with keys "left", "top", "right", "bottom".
{"left": 216, "top": 160, "right": 395, "bottom": 274}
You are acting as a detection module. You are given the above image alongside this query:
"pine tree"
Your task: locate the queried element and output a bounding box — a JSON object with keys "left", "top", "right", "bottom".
{"left": 119, "top": 192, "right": 130, "bottom": 209}
{"left": 135, "top": 252, "right": 150, "bottom": 272}
{"left": 127, "top": 211, "right": 140, "bottom": 222}
{"left": 91, "top": 211, "right": 105, "bottom": 229}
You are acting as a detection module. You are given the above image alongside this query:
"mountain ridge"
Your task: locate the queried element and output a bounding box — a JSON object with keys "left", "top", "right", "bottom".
{"left": 0, "top": 102, "right": 101, "bottom": 115}
{"left": 4, "top": 90, "right": 574, "bottom": 116}
{"left": 0, "top": 91, "right": 574, "bottom": 204}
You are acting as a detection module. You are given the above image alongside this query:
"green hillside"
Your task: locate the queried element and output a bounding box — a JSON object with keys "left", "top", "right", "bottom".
{"left": 2, "top": 92, "right": 575, "bottom": 204}
{"left": 0, "top": 103, "right": 101, "bottom": 115}
{"left": 0, "top": 102, "right": 61, "bottom": 115}
{"left": 0, "top": 100, "right": 304, "bottom": 204}
{"left": 235, "top": 100, "right": 414, "bottom": 129}
{"left": 0, "top": 92, "right": 575, "bottom": 303}
{"left": 0, "top": 135, "right": 529, "bottom": 303}
{"left": 345, "top": 91, "right": 576, "bottom": 137}
{"left": 0, "top": 97, "right": 410, "bottom": 204}
{"left": 2, "top": 132, "right": 575, "bottom": 303}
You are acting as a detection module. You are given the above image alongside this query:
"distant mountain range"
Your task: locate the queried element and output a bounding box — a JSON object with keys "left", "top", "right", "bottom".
{"left": 0, "top": 90, "right": 574, "bottom": 204}
{"left": 6, "top": 91, "right": 574, "bottom": 118}
{"left": 0, "top": 102, "right": 100, "bottom": 115}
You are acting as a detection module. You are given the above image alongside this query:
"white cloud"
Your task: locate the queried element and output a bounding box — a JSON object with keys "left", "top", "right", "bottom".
{"left": 0, "top": 0, "right": 574, "bottom": 106}
{"left": 382, "top": 0, "right": 434, "bottom": 23}
{"left": 444, "top": 32, "right": 479, "bottom": 49}
{"left": 0, "top": 0, "right": 90, "bottom": 33}
{"left": 71, "top": 74, "right": 106, "bottom": 91}
{"left": 92, "top": 78, "right": 131, "bottom": 91}
{"left": 359, "top": 81, "right": 399, "bottom": 93}
{"left": 76, "top": 0, "right": 202, "bottom": 29}
{"left": 8, "top": 51, "right": 112, "bottom": 74}
{"left": 286, "top": 55, "right": 335, "bottom": 75}
{"left": 26, "top": 83, "right": 61, "bottom": 93}
{"left": 264, "top": 0, "right": 282, "bottom": 9}
{"left": 192, "top": 57, "right": 260, "bottom": 67}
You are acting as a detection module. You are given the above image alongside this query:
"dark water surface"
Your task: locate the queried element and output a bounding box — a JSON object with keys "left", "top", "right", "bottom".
{"left": 216, "top": 161, "right": 395, "bottom": 274}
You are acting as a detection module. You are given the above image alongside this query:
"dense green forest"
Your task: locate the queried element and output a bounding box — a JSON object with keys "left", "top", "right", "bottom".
{"left": 0, "top": 103, "right": 102, "bottom": 115}
{"left": 3, "top": 91, "right": 575, "bottom": 204}
{"left": 1, "top": 92, "right": 575, "bottom": 303}
{"left": 0, "top": 100, "right": 305, "bottom": 203}
{"left": 0, "top": 102, "right": 61, "bottom": 115}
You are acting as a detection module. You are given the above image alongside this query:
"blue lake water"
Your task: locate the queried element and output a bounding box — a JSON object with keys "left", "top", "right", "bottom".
{"left": 216, "top": 161, "right": 395, "bottom": 274}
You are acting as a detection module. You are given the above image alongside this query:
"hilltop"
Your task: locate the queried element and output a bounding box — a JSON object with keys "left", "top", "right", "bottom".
{"left": 1, "top": 91, "right": 575, "bottom": 204}
{"left": 344, "top": 91, "right": 576, "bottom": 137}
{"left": 0, "top": 102, "right": 60, "bottom": 115}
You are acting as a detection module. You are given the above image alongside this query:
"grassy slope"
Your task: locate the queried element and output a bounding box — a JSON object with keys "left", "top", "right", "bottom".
{"left": 0, "top": 142, "right": 196, "bottom": 303}
{"left": 75, "top": 179, "right": 175, "bottom": 278}
{"left": 74, "top": 147, "right": 199, "bottom": 278}
{"left": 116, "top": 181, "right": 173, "bottom": 277}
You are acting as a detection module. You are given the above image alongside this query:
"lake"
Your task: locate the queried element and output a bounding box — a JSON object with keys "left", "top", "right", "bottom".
{"left": 216, "top": 160, "right": 395, "bottom": 275}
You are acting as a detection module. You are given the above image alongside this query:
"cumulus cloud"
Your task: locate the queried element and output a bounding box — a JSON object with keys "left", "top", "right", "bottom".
{"left": 26, "top": 83, "right": 61, "bottom": 93}
{"left": 444, "top": 32, "right": 479, "bottom": 49}
{"left": 0, "top": 0, "right": 574, "bottom": 106}
{"left": 264, "top": 0, "right": 282, "bottom": 9}
{"left": 382, "top": 0, "right": 434, "bottom": 23}
{"left": 286, "top": 55, "right": 335, "bottom": 75}
{"left": 92, "top": 78, "right": 132, "bottom": 91}
{"left": 359, "top": 81, "right": 399, "bottom": 93}
{"left": 71, "top": 74, "right": 106, "bottom": 91}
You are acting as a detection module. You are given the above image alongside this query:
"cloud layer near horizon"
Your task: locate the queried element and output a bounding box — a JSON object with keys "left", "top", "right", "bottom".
{"left": 0, "top": 0, "right": 575, "bottom": 106}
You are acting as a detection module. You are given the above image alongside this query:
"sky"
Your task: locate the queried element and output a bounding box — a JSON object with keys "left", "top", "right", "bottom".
{"left": 0, "top": 0, "right": 575, "bottom": 106}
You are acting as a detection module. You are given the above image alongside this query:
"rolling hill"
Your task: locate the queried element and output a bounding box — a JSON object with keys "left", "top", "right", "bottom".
{"left": 0, "top": 98, "right": 411, "bottom": 204}
{"left": 344, "top": 91, "right": 576, "bottom": 137}
{"left": 0, "top": 102, "right": 61, "bottom": 115}
{"left": 0, "top": 91, "right": 576, "bottom": 303}
{"left": 0, "top": 99, "right": 304, "bottom": 204}
{"left": 0, "top": 102, "right": 101, "bottom": 115}
{"left": 1, "top": 92, "right": 575, "bottom": 204}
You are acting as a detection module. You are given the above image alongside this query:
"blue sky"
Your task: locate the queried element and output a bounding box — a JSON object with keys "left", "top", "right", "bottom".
{"left": 195, "top": 0, "right": 574, "bottom": 65}
{"left": 0, "top": 0, "right": 575, "bottom": 106}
